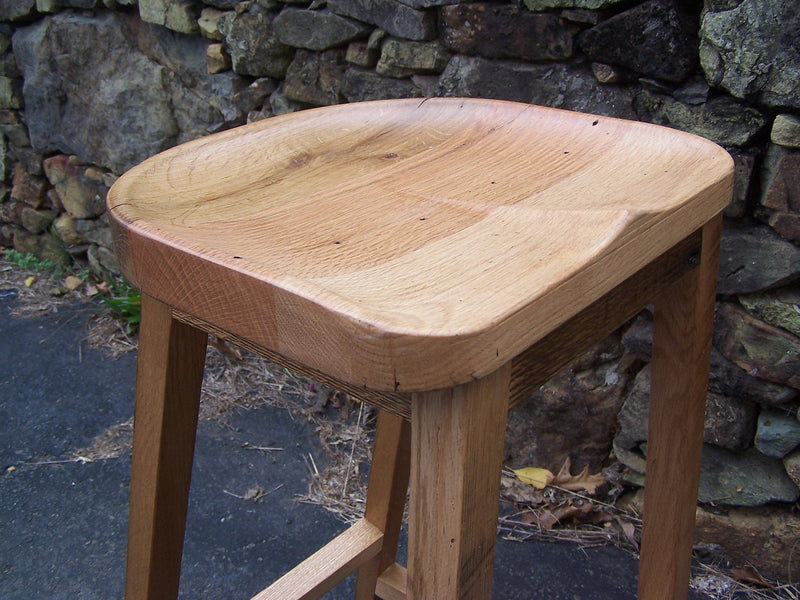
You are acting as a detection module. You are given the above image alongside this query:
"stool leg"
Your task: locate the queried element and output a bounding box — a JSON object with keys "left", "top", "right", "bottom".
{"left": 407, "top": 363, "right": 511, "bottom": 600}
{"left": 125, "top": 294, "right": 208, "bottom": 600}
{"left": 638, "top": 216, "right": 722, "bottom": 600}
{"left": 354, "top": 410, "right": 411, "bottom": 600}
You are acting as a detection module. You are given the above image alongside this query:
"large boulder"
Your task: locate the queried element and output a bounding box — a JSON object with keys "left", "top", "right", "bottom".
{"left": 441, "top": 3, "right": 574, "bottom": 62}
{"left": 219, "top": 5, "right": 294, "bottom": 78}
{"left": 717, "top": 223, "right": 800, "bottom": 294}
{"left": 700, "top": 0, "right": 800, "bottom": 109}
{"left": 13, "top": 11, "right": 249, "bottom": 174}
{"left": 633, "top": 89, "right": 766, "bottom": 146}
{"left": 437, "top": 56, "right": 636, "bottom": 119}
{"left": 328, "top": 0, "right": 435, "bottom": 41}
{"left": 577, "top": 0, "right": 698, "bottom": 83}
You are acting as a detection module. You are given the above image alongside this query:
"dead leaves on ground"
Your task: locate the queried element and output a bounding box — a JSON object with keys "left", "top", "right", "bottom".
{"left": 512, "top": 457, "right": 606, "bottom": 494}
{"left": 501, "top": 457, "right": 640, "bottom": 550}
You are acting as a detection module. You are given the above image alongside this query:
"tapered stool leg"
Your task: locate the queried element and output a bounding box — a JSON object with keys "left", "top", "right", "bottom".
{"left": 355, "top": 410, "right": 411, "bottom": 600}
{"left": 638, "top": 216, "right": 722, "bottom": 600}
{"left": 125, "top": 294, "right": 208, "bottom": 600}
{"left": 407, "top": 363, "right": 511, "bottom": 600}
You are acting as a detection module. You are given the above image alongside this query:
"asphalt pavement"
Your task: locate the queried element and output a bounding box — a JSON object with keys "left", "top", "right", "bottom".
{"left": 0, "top": 291, "right": 717, "bottom": 599}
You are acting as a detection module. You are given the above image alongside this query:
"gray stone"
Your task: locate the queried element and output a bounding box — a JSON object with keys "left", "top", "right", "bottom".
{"left": 437, "top": 56, "right": 636, "bottom": 119}
{"left": 700, "top": 0, "right": 800, "bottom": 109}
{"left": 10, "top": 164, "right": 45, "bottom": 208}
{"left": 43, "top": 155, "right": 107, "bottom": 220}
{"left": 441, "top": 4, "right": 574, "bottom": 62}
{"left": 724, "top": 149, "right": 756, "bottom": 219}
{"left": 376, "top": 39, "right": 450, "bottom": 78}
{"left": 232, "top": 77, "right": 277, "bottom": 115}
{"left": 0, "top": 1, "right": 36, "bottom": 21}
{"left": 410, "top": 74, "right": 438, "bottom": 97}
{"left": 633, "top": 90, "right": 767, "bottom": 146}
{"left": 785, "top": 449, "right": 800, "bottom": 488}
{"left": 755, "top": 408, "right": 800, "bottom": 458}
{"left": 52, "top": 213, "right": 86, "bottom": 245}
{"left": 578, "top": 0, "right": 697, "bottom": 83}
{"left": 139, "top": 0, "right": 201, "bottom": 34}
{"left": 740, "top": 290, "right": 800, "bottom": 339}
{"left": 761, "top": 144, "right": 800, "bottom": 214}
{"left": 13, "top": 229, "right": 69, "bottom": 265}
{"left": 698, "top": 446, "right": 799, "bottom": 506}
{"left": 560, "top": 9, "right": 599, "bottom": 25}
{"left": 269, "top": 84, "right": 309, "bottom": 115}
{"left": 283, "top": 48, "right": 346, "bottom": 106}
{"left": 21, "top": 206, "right": 55, "bottom": 234}
{"left": 524, "top": 0, "right": 626, "bottom": 9}
{"left": 771, "top": 115, "right": 800, "bottom": 149}
{"left": 201, "top": 0, "right": 239, "bottom": 7}
{"left": 13, "top": 12, "right": 250, "bottom": 173}
{"left": 342, "top": 67, "right": 422, "bottom": 102}
{"left": 37, "top": 0, "right": 101, "bottom": 9}
{"left": 395, "top": 0, "right": 468, "bottom": 7}
{"left": 342, "top": 66, "right": 422, "bottom": 102}
{"left": 345, "top": 41, "right": 378, "bottom": 67}
{"left": 0, "top": 110, "right": 29, "bottom": 147}
{"left": 328, "top": 0, "right": 435, "bottom": 42}
{"left": 714, "top": 302, "right": 800, "bottom": 389}
{"left": 0, "top": 53, "right": 20, "bottom": 79}
{"left": 673, "top": 75, "right": 710, "bottom": 106}
{"left": 198, "top": 7, "right": 226, "bottom": 40}
{"left": 74, "top": 216, "right": 113, "bottom": 249}
{"left": 0, "top": 132, "right": 6, "bottom": 182}
{"left": 615, "top": 364, "right": 757, "bottom": 456}
{"left": 709, "top": 347, "right": 798, "bottom": 408}
{"left": 717, "top": 223, "right": 800, "bottom": 295}
{"left": 274, "top": 8, "right": 370, "bottom": 51}
{"left": 206, "top": 43, "right": 231, "bottom": 74}
{"left": 87, "top": 242, "right": 119, "bottom": 277}
{"left": 0, "top": 76, "right": 22, "bottom": 109}
{"left": 219, "top": 6, "right": 294, "bottom": 78}
{"left": 591, "top": 62, "right": 623, "bottom": 84}
{"left": 761, "top": 212, "right": 800, "bottom": 246}
{"left": 0, "top": 27, "right": 10, "bottom": 54}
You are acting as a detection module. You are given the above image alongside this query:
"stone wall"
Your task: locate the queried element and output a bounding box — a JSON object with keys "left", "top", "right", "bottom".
{"left": 1, "top": 0, "right": 799, "bottom": 580}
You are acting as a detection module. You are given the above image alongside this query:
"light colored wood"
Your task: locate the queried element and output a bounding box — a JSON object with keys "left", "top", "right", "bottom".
{"left": 251, "top": 519, "right": 383, "bottom": 600}
{"left": 108, "top": 98, "right": 733, "bottom": 392}
{"left": 407, "top": 363, "right": 511, "bottom": 600}
{"left": 637, "top": 215, "right": 722, "bottom": 600}
{"left": 125, "top": 294, "right": 208, "bottom": 600}
{"left": 170, "top": 228, "right": 700, "bottom": 422}
{"left": 355, "top": 411, "right": 411, "bottom": 599}
{"left": 376, "top": 563, "right": 407, "bottom": 600}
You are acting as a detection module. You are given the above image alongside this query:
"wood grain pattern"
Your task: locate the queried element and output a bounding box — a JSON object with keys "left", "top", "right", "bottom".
{"left": 375, "top": 563, "right": 407, "bottom": 600}
{"left": 355, "top": 411, "right": 411, "bottom": 600}
{"left": 125, "top": 295, "right": 207, "bottom": 600}
{"left": 407, "top": 363, "right": 511, "bottom": 599}
{"left": 171, "top": 228, "right": 700, "bottom": 421}
{"left": 108, "top": 98, "right": 733, "bottom": 392}
{"left": 637, "top": 216, "right": 722, "bottom": 600}
{"left": 250, "top": 519, "right": 383, "bottom": 600}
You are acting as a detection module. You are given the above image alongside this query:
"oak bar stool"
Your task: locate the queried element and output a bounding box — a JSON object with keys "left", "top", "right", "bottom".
{"left": 107, "top": 98, "right": 733, "bottom": 600}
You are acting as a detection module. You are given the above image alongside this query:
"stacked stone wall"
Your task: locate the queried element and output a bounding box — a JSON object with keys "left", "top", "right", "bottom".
{"left": 0, "top": 0, "right": 798, "bottom": 580}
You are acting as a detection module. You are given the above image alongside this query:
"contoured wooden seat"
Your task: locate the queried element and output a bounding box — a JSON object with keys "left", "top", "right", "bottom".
{"left": 108, "top": 98, "right": 733, "bottom": 600}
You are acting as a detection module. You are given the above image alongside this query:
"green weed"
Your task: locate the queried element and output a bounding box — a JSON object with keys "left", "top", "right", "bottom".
{"left": 102, "top": 279, "right": 141, "bottom": 334}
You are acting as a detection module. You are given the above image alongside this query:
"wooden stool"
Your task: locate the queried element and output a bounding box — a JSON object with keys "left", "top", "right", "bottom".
{"left": 107, "top": 98, "right": 733, "bottom": 600}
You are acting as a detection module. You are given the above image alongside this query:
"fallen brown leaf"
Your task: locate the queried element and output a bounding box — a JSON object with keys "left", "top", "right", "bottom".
{"left": 731, "top": 565, "right": 775, "bottom": 589}
{"left": 551, "top": 457, "right": 605, "bottom": 494}
{"left": 63, "top": 275, "right": 83, "bottom": 291}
